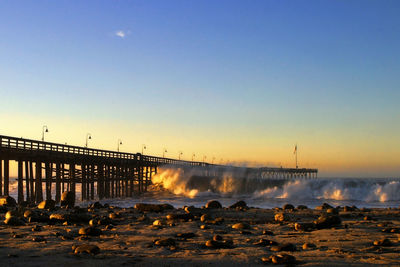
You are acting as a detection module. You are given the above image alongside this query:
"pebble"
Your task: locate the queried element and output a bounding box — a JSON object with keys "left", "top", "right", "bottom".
{"left": 274, "top": 213, "right": 287, "bottom": 222}
{"left": 154, "top": 238, "right": 176, "bottom": 246}
{"left": 294, "top": 222, "right": 315, "bottom": 231}
{"left": 270, "top": 243, "right": 296, "bottom": 252}
{"left": 232, "top": 222, "right": 250, "bottom": 230}
{"left": 373, "top": 239, "right": 392, "bottom": 247}
{"left": 229, "top": 200, "right": 248, "bottom": 209}
{"left": 78, "top": 226, "right": 102, "bottom": 236}
{"left": 314, "top": 214, "right": 341, "bottom": 229}
{"left": 134, "top": 203, "right": 174, "bottom": 213}
{"left": 37, "top": 200, "right": 56, "bottom": 210}
{"left": 4, "top": 216, "right": 25, "bottom": 226}
{"left": 303, "top": 243, "right": 316, "bottom": 250}
{"left": 0, "top": 196, "right": 17, "bottom": 207}
{"left": 283, "top": 204, "right": 295, "bottom": 210}
{"left": 315, "top": 203, "right": 334, "bottom": 210}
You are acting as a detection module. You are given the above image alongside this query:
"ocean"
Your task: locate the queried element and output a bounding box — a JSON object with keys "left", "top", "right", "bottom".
{"left": 8, "top": 166, "right": 400, "bottom": 209}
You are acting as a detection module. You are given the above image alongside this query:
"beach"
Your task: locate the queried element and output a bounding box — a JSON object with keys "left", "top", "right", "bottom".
{"left": 1, "top": 196, "right": 400, "bottom": 267}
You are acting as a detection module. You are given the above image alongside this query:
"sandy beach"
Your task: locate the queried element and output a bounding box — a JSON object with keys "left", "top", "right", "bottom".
{"left": 0, "top": 195, "right": 400, "bottom": 267}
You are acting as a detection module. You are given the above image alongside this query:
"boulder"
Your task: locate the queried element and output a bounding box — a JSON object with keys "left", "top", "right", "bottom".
{"left": 0, "top": 196, "right": 17, "bottom": 207}
{"left": 314, "top": 214, "right": 341, "bottom": 229}
{"left": 154, "top": 238, "right": 176, "bottom": 246}
{"left": 79, "top": 226, "right": 102, "bottom": 236}
{"left": 283, "top": 204, "right": 295, "bottom": 210}
{"left": 38, "top": 200, "right": 55, "bottom": 210}
{"left": 4, "top": 216, "right": 25, "bottom": 226}
{"left": 270, "top": 254, "right": 297, "bottom": 265}
{"left": 297, "top": 205, "right": 308, "bottom": 210}
{"left": 229, "top": 200, "right": 248, "bottom": 209}
{"left": 373, "top": 239, "right": 392, "bottom": 247}
{"left": 274, "top": 213, "right": 288, "bottom": 222}
{"left": 205, "top": 200, "right": 222, "bottom": 209}
{"left": 205, "top": 239, "right": 233, "bottom": 249}
{"left": 5, "top": 210, "right": 19, "bottom": 220}
{"left": 270, "top": 243, "right": 296, "bottom": 252}
{"left": 294, "top": 222, "right": 315, "bottom": 231}
{"left": 60, "top": 191, "right": 75, "bottom": 208}
{"left": 315, "top": 203, "right": 334, "bottom": 210}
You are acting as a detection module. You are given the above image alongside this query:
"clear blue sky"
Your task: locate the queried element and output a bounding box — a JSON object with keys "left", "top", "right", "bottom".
{"left": 1, "top": 1, "right": 399, "bottom": 177}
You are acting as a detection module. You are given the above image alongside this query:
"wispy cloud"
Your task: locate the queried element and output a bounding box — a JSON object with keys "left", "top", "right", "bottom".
{"left": 115, "top": 30, "right": 128, "bottom": 38}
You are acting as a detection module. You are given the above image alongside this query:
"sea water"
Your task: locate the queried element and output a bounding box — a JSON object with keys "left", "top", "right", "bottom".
{"left": 8, "top": 166, "right": 400, "bottom": 209}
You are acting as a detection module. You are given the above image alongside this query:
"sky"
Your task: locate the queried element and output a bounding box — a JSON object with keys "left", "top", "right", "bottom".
{"left": 0, "top": 0, "right": 399, "bottom": 177}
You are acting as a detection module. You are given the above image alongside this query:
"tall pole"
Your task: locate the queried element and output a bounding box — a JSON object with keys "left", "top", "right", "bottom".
{"left": 192, "top": 153, "right": 195, "bottom": 161}
{"left": 42, "top": 125, "right": 49, "bottom": 141}
{"left": 117, "top": 139, "right": 122, "bottom": 152}
{"left": 179, "top": 151, "right": 183, "bottom": 160}
{"left": 294, "top": 144, "right": 298, "bottom": 169}
{"left": 142, "top": 144, "right": 146, "bottom": 154}
{"left": 163, "top": 148, "right": 167, "bottom": 158}
{"left": 85, "top": 133, "right": 92, "bottom": 148}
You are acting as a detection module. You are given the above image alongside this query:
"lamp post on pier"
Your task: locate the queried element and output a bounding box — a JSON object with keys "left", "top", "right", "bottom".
{"left": 212, "top": 157, "right": 215, "bottom": 164}
{"left": 179, "top": 151, "right": 183, "bottom": 160}
{"left": 163, "top": 148, "right": 168, "bottom": 158}
{"left": 192, "top": 153, "right": 195, "bottom": 161}
{"left": 117, "top": 139, "right": 123, "bottom": 152}
{"left": 41, "top": 125, "right": 49, "bottom": 141}
{"left": 142, "top": 144, "right": 146, "bottom": 154}
{"left": 203, "top": 155, "right": 207, "bottom": 163}
{"left": 85, "top": 133, "right": 92, "bottom": 148}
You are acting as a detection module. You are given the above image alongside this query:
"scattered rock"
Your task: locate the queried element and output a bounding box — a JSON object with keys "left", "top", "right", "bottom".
{"left": 270, "top": 254, "right": 297, "bottom": 265}
{"left": 232, "top": 222, "right": 251, "bottom": 230}
{"left": 4, "top": 217, "right": 25, "bottom": 226}
{"left": 314, "top": 214, "right": 341, "bottom": 229}
{"left": 176, "top": 232, "right": 196, "bottom": 239}
{"left": 283, "top": 204, "right": 295, "bottom": 210}
{"left": 154, "top": 238, "right": 176, "bottom": 246}
{"left": 32, "top": 236, "right": 46, "bottom": 242}
{"left": 302, "top": 243, "right": 316, "bottom": 250}
{"left": 152, "top": 219, "right": 163, "bottom": 226}
{"left": 205, "top": 239, "right": 233, "bottom": 249}
{"left": 253, "top": 239, "right": 278, "bottom": 246}
{"left": 205, "top": 200, "right": 222, "bottom": 209}
{"left": 315, "top": 203, "right": 334, "bottom": 210}
{"left": 5, "top": 210, "right": 19, "bottom": 219}
{"left": 89, "top": 202, "right": 103, "bottom": 209}
{"left": 78, "top": 226, "right": 102, "bottom": 236}
{"left": 184, "top": 206, "right": 202, "bottom": 215}
{"left": 326, "top": 208, "right": 339, "bottom": 214}
{"left": 60, "top": 191, "right": 75, "bottom": 208}
{"left": 229, "top": 200, "right": 248, "bottom": 209}
{"left": 262, "top": 230, "right": 274, "bottom": 236}
{"left": 294, "top": 222, "right": 315, "bottom": 231}
{"left": 270, "top": 243, "right": 296, "bottom": 252}
{"left": 200, "top": 214, "right": 211, "bottom": 222}
{"left": 38, "top": 200, "right": 55, "bottom": 210}
{"left": 32, "top": 225, "right": 42, "bottom": 232}
{"left": 73, "top": 244, "right": 100, "bottom": 255}
{"left": 274, "top": 213, "right": 288, "bottom": 222}
{"left": 0, "top": 196, "right": 17, "bottom": 207}
{"left": 373, "top": 239, "right": 392, "bottom": 247}
{"left": 166, "top": 213, "right": 194, "bottom": 221}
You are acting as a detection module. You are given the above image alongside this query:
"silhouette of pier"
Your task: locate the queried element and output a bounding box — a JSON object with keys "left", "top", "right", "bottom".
{"left": 0, "top": 135, "right": 318, "bottom": 203}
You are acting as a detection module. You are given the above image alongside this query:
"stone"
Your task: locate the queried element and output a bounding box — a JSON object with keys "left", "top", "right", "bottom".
{"left": 176, "top": 232, "right": 196, "bottom": 239}
{"left": 232, "top": 222, "right": 251, "bottom": 230}
{"left": 314, "top": 214, "right": 341, "bottom": 229}
{"left": 79, "top": 226, "right": 102, "bottom": 236}
{"left": 32, "top": 225, "right": 42, "bottom": 232}
{"left": 152, "top": 219, "right": 163, "bottom": 226}
{"left": 89, "top": 202, "right": 103, "bottom": 209}
{"left": 49, "top": 212, "right": 70, "bottom": 222}
{"left": 270, "top": 243, "right": 296, "bottom": 252}
{"left": 73, "top": 244, "right": 100, "bottom": 255}
{"left": 200, "top": 214, "right": 211, "bottom": 222}
{"left": 38, "top": 200, "right": 55, "bottom": 210}
{"left": 184, "top": 206, "right": 202, "bottom": 215}
{"left": 326, "top": 208, "right": 339, "bottom": 214}
{"left": 229, "top": 200, "right": 248, "bottom": 209}
{"left": 4, "top": 217, "right": 25, "bottom": 226}
{"left": 0, "top": 196, "right": 17, "bottom": 207}
{"left": 134, "top": 203, "right": 174, "bottom": 213}
{"left": 302, "top": 243, "right": 316, "bottom": 250}
{"left": 315, "top": 203, "right": 334, "bottom": 210}
{"left": 205, "top": 200, "right": 222, "bottom": 209}
{"left": 166, "top": 213, "right": 194, "bottom": 221}
{"left": 373, "top": 239, "right": 392, "bottom": 247}
{"left": 60, "top": 191, "right": 75, "bottom": 207}
{"left": 205, "top": 239, "right": 233, "bottom": 249}
{"left": 5, "top": 210, "right": 19, "bottom": 220}
{"left": 32, "top": 236, "right": 46, "bottom": 242}
{"left": 108, "top": 213, "right": 119, "bottom": 219}
{"left": 270, "top": 254, "right": 296, "bottom": 265}
{"left": 200, "top": 224, "right": 209, "bottom": 230}
{"left": 274, "top": 213, "right": 287, "bottom": 222}
{"left": 253, "top": 239, "right": 278, "bottom": 246}
{"left": 283, "top": 204, "right": 295, "bottom": 210}
{"left": 154, "top": 238, "right": 176, "bottom": 246}
{"left": 262, "top": 230, "right": 274, "bottom": 236}
{"left": 294, "top": 222, "right": 315, "bottom": 231}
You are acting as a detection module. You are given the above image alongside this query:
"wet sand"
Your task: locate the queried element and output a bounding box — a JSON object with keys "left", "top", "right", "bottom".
{"left": 1, "top": 199, "right": 400, "bottom": 266}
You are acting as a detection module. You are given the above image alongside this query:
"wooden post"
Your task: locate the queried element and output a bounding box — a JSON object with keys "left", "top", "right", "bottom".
{"left": 25, "top": 161, "right": 30, "bottom": 201}
{"left": 18, "top": 160, "right": 23, "bottom": 203}
{"left": 98, "top": 164, "right": 104, "bottom": 200}
{"left": 45, "top": 162, "right": 52, "bottom": 200}
{"left": 111, "top": 165, "right": 115, "bottom": 198}
{"left": 0, "top": 159, "right": 3, "bottom": 195}
{"left": 35, "top": 161, "right": 43, "bottom": 202}
{"left": 70, "top": 164, "right": 76, "bottom": 200}
{"left": 55, "top": 163, "right": 61, "bottom": 202}
{"left": 91, "top": 165, "right": 95, "bottom": 200}
{"left": 29, "top": 161, "right": 34, "bottom": 201}
{"left": 4, "top": 159, "right": 9, "bottom": 195}
{"left": 81, "top": 164, "right": 86, "bottom": 201}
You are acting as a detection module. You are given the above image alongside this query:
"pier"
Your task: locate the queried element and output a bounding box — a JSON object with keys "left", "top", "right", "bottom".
{"left": 0, "top": 135, "right": 318, "bottom": 204}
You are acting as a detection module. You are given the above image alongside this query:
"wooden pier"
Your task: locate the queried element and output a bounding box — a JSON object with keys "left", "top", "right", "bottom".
{"left": 0, "top": 135, "right": 318, "bottom": 204}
